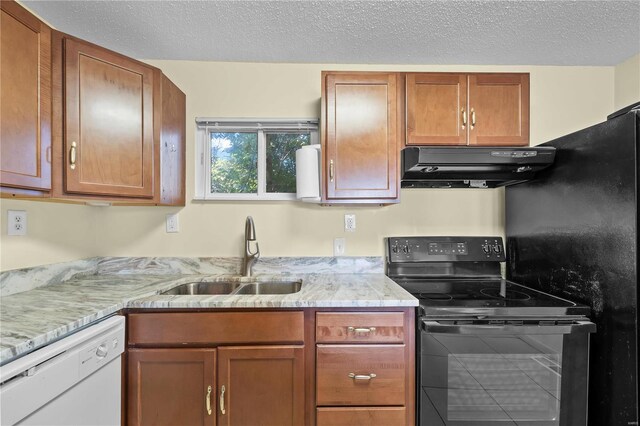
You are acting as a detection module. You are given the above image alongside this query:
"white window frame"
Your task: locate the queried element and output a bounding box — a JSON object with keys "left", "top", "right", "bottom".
{"left": 195, "top": 118, "right": 319, "bottom": 201}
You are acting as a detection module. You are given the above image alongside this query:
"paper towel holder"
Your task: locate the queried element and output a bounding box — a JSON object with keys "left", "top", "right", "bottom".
{"left": 295, "top": 144, "right": 322, "bottom": 203}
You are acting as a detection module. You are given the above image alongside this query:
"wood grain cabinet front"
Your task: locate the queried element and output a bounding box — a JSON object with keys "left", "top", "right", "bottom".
{"left": 316, "top": 407, "right": 406, "bottom": 426}
{"left": 126, "top": 311, "right": 306, "bottom": 426}
{"left": 316, "top": 312, "right": 405, "bottom": 343}
{"left": 0, "top": 1, "right": 51, "bottom": 195}
{"left": 316, "top": 344, "right": 406, "bottom": 406}
{"left": 406, "top": 72, "right": 529, "bottom": 147}
{"left": 1, "top": 0, "right": 185, "bottom": 204}
{"left": 217, "top": 346, "right": 305, "bottom": 426}
{"left": 62, "top": 37, "right": 155, "bottom": 198}
{"left": 321, "top": 72, "right": 401, "bottom": 204}
{"left": 314, "top": 309, "right": 415, "bottom": 426}
{"left": 128, "top": 348, "right": 217, "bottom": 426}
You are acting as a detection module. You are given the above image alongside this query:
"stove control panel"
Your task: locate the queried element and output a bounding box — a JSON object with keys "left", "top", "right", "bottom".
{"left": 387, "top": 236, "right": 505, "bottom": 262}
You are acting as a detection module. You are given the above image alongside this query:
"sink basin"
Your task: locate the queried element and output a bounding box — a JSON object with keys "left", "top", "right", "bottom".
{"left": 161, "top": 281, "right": 242, "bottom": 295}
{"left": 161, "top": 279, "right": 302, "bottom": 296}
{"left": 233, "top": 280, "right": 302, "bottom": 295}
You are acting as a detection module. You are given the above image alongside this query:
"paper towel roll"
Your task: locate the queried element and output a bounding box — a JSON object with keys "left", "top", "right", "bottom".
{"left": 296, "top": 144, "right": 321, "bottom": 202}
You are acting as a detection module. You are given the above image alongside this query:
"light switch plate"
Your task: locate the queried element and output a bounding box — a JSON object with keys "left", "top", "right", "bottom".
{"left": 166, "top": 213, "right": 179, "bottom": 233}
{"left": 7, "top": 210, "right": 27, "bottom": 236}
{"left": 333, "top": 238, "right": 346, "bottom": 256}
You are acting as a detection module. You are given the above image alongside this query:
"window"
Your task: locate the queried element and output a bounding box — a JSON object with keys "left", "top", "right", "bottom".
{"left": 195, "top": 119, "right": 319, "bottom": 200}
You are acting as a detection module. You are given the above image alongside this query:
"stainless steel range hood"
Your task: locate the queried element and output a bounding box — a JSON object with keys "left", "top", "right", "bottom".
{"left": 401, "top": 146, "right": 556, "bottom": 188}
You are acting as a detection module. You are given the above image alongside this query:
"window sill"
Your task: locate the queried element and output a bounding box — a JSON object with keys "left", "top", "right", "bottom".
{"left": 193, "top": 194, "right": 298, "bottom": 202}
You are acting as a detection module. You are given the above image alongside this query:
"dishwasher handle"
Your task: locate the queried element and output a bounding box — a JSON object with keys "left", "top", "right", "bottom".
{"left": 422, "top": 319, "right": 596, "bottom": 335}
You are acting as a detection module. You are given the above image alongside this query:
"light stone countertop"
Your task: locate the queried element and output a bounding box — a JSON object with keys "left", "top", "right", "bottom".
{"left": 0, "top": 272, "right": 417, "bottom": 365}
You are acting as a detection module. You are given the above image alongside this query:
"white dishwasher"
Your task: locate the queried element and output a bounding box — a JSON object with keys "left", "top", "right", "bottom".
{"left": 0, "top": 315, "right": 125, "bottom": 425}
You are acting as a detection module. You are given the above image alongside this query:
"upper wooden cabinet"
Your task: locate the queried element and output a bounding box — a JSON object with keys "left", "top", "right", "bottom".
{"left": 321, "top": 72, "right": 401, "bottom": 204}
{"left": 158, "top": 74, "right": 186, "bottom": 206}
{"left": 0, "top": 1, "right": 185, "bottom": 205}
{"left": 62, "top": 37, "right": 155, "bottom": 198}
{"left": 0, "top": 1, "right": 51, "bottom": 193}
{"left": 406, "top": 73, "right": 529, "bottom": 147}
{"left": 406, "top": 73, "right": 467, "bottom": 146}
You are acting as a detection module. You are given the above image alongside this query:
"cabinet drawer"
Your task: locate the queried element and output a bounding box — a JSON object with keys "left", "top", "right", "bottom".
{"left": 128, "top": 311, "right": 304, "bottom": 345}
{"left": 317, "top": 407, "right": 406, "bottom": 426}
{"left": 316, "top": 312, "right": 404, "bottom": 343}
{"left": 316, "top": 345, "right": 406, "bottom": 406}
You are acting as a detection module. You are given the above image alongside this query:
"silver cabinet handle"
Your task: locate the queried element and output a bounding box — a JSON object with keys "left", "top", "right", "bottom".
{"left": 471, "top": 108, "right": 476, "bottom": 128}
{"left": 205, "top": 385, "right": 212, "bottom": 415}
{"left": 219, "top": 385, "right": 226, "bottom": 415}
{"left": 347, "top": 326, "right": 376, "bottom": 334}
{"left": 461, "top": 108, "right": 467, "bottom": 128}
{"left": 348, "top": 373, "right": 377, "bottom": 381}
{"left": 329, "top": 159, "right": 334, "bottom": 182}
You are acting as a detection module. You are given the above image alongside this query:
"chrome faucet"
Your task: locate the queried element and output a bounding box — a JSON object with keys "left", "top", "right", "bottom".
{"left": 242, "top": 216, "right": 260, "bottom": 277}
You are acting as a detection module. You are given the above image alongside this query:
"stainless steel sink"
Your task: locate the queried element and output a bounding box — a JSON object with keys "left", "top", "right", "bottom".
{"left": 233, "top": 280, "right": 302, "bottom": 295}
{"left": 161, "top": 281, "right": 242, "bottom": 295}
{"left": 161, "top": 279, "right": 302, "bottom": 296}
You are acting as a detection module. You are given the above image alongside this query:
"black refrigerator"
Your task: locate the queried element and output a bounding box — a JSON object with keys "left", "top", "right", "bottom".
{"left": 506, "top": 105, "right": 639, "bottom": 426}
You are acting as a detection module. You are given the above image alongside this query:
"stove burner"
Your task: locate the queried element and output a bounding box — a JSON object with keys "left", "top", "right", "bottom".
{"left": 419, "top": 293, "right": 453, "bottom": 301}
{"left": 480, "top": 288, "right": 531, "bottom": 300}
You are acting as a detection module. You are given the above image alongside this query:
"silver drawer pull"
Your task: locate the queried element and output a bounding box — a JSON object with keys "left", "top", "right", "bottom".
{"left": 348, "top": 373, "right": 377, "bottom": 381}
{"left": 347, "top": 326, "right": 376, "bottom": 334}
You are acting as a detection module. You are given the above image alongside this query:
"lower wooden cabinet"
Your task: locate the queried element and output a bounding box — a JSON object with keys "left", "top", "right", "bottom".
{"left": 128, "top": 345, "right": 304, "bottom": 426}
{"left": 217, "top": 346, "right": 304, "bottom": 426}
{"left": 317, "top": 407, "right": 406, "bottom": 426}
{"left": 314, "top": 309, "right": 415, "bottom": 426}
{"left": 316, "top": 345, "right": 406, "bottom": 406}
{"left": 128, "top": 348, "right": 216, "bottom": 426}
{"left": 126, "top": 308, "right": 415, "bottom": 426}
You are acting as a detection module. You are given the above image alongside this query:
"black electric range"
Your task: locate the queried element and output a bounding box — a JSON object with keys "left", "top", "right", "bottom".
{"left": 386, "top": 236, "right": 595, "bottom": 426}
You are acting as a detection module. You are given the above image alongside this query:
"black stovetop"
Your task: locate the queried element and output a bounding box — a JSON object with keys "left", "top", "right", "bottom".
{"left": 391, "top": 277, "right": 590, "bottom": 318}
{"left": 386, "top": 236, "right": 591, "bottom": 318}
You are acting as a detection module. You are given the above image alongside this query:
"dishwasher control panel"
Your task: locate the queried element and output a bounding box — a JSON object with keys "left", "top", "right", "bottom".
{"left": 78, "top": 321, "right": 125, "bottom": 378}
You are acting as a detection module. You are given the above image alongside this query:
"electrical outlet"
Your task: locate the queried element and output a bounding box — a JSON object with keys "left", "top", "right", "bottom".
{"left": 7, "top": 210, "right": 27, "bottom": 236}
{"left": 344, "top": 214, "right": 356, "bottom": 232}
{"left": 166, "top": 213, "right": 179, "bottom": 233}
{"left": 333, "top": 238, "right": 346, "bottom": 256}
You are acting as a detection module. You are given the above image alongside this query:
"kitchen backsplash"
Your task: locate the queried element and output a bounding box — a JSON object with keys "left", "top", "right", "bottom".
{"left": 0, "top": 256, "right": 384, "bottom": 296}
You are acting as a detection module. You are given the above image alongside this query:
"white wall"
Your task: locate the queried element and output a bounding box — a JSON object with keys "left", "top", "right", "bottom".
{"left": 1, "top": 62, "right": 614, "bottom": 271}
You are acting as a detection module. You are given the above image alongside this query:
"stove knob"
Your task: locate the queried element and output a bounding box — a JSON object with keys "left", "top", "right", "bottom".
{"left": 492, "top": 245, "right": 502, "bottom": 254}
{"left": 391, "top": 245, "right": 399, "bottom": 253}
{"left": 482, "top": 244, "right": 491, "bottom": 254}
{"left": 401, "top": 245, "right": 410, "bottom": 253}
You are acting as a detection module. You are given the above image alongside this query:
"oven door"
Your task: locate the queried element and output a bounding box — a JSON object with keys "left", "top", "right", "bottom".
{"left": 419, "top": 320, "right": 595, "bottom": 426}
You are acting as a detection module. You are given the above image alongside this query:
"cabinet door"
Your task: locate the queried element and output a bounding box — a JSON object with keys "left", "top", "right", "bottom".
{"left": 217, "top": 346, "right": 304, "bottom": 426}
{"left": 128, "top": 348, "right": 216, "bottom": 426}
{"left": 64, "top": 38, "right": 154, "bottom": 197}
{"left": 323, "top": 73, "right": 399, "bottom": 202}
{"left": 0, "top": 1, "right": 51, "bottom": 191}
{"left": 468, "top": 73, "right": 529, "bottom": 146}
{"left": 406, "top": 73, "right": 467, "bottom": 146}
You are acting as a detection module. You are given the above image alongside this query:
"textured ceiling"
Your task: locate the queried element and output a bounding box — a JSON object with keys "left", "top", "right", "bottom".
{"left": 22, "top": 0, "right": 640, "bottom": 66}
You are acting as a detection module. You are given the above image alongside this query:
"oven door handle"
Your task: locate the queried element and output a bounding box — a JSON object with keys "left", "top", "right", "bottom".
{"left": 422, "top": 320, "right": 596, "bottom": 335}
